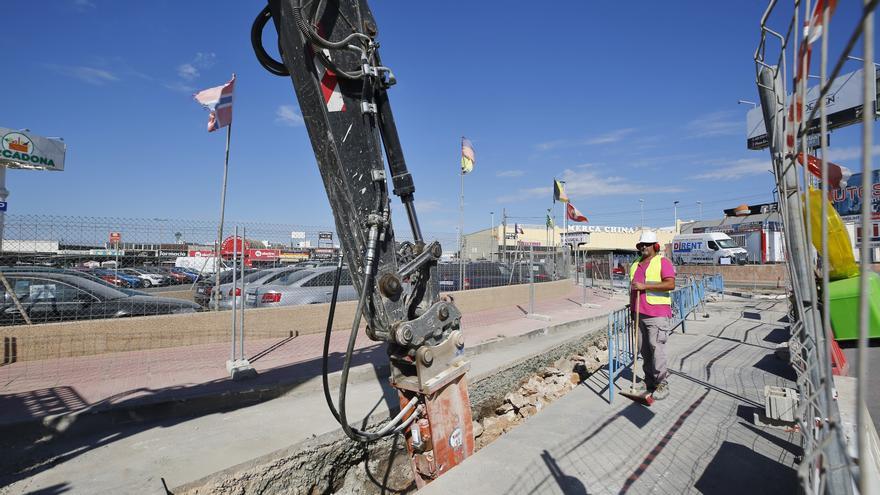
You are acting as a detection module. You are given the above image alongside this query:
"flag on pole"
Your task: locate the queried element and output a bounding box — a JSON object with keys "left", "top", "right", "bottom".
{"left": 461, "top": 137, "right": 475, "bottom": 174}
{"left": 546, "top": 212, "right": 554, "bottom": 228}
{"left": 193, "top": 75, "right": 236, "bottom": 132}
{"left": 566, "top": 202, "right": 588, "bottom": 223}
{"left": 515, "top": 223, "right": 525, "bottom": 235}
{"left": 553, "top": 179, "right": 569, "bottom": 203}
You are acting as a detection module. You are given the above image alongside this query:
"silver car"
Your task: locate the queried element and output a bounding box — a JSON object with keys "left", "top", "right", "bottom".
{"left": 245, "top": 267, "right": 357, "bottom": 308}
{"left": 210, "top": 266, "right": 305, "bottom": 310}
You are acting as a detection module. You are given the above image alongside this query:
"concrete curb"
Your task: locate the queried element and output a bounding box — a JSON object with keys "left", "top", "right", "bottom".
{"left": 0, "top": 309, "right": 621, "bottom": 443}
{"left": 723, "top": 289, "right": 788, "bottom": 300}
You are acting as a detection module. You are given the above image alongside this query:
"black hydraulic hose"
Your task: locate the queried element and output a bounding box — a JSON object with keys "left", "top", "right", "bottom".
{"left": 292, "top": 1, "right": 370, "bottom": 50}
{"left": 338, "top": 259, "right": 380, "bottom": 441}
{"left": 251, "top": 5, "right": 289, "bottom": 77}
{"left": 321, "top": 255, "right": 346, "bottom": 423}
{"left": 337, "top": 189, "right": 392, "bottom": 442}
{"left": 322, "top": 210, "right": 408, "bottom": 442}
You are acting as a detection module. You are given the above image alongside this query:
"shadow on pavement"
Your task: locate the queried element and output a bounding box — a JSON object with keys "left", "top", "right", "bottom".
{"left": 25, "top": 483, "right": 72, "bottom": 495}
{"left": 0, "top": 386, "right": 88, "bottom": 426}
{"left": 694, "top": 441, "right": 797, "bottom": 494}
{"left": 0, "top": 341, "right": 397, "bottom": 489}
{"left": 541, "top": 450, "right": 588, "bottom": 495}
{"left": 763, "top": 326, "right": 790, "bottom": 344}
{"left": 753, "top": 353, "right": 797, "bottom": 381}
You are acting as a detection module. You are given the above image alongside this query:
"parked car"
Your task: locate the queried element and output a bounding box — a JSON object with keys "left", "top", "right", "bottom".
{"left": 136, "top": 266, "right": 179, "bottom": 285}
{"left": 437, "top": 262, "right": 512, "bottom": 291}
{"left": 193, "top": 268, "right": 260, "bottom": 307}
{"left": 3, "top": 266, "right": 145, "bottom": 296}
{"left": 511, "top": 261, "right": 553, "bottom": 284}
{"left": 208, "top": 267, "right": 308, "bottom": 309}
{"left": 92, "top": 268, "right": 144, "bottom": 289}
{"left": 0, "top": 271, "right": 200, "bottom": 326}
{"left": 245, "top": 267, "right": 357, "bottom": 308}
{"left": 157, "top": 267, "right": 191, "bottom": 284}
{"left": 171, "top": 267, "right": 202, "bottom": 283}
{"left": 119, "top": 268, "right": 167, "bottom": 288}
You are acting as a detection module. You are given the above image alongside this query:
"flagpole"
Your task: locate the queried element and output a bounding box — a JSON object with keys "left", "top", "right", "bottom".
{"left": 214, "top": 121, "right": 232, "bottom": 311}
{"left": 458, "top": 166, "right": 464, "bottom": 291}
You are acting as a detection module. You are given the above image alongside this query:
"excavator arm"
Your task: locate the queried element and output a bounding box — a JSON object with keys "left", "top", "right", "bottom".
{"left": 251, "top": 0, "right": 473, "bottom": 485}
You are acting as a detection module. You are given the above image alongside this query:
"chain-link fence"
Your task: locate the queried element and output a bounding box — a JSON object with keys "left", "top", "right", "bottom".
{"left": 756, "top": 2, "right": 877, "bottom": 493}
{"left": 0, "top": 212, "right": 587, "bottom": 439}
{"left": 575, "top": 252, "right": 639, "bottom": 297}
{"left": 0, "top": 213, "right": 576, "bottom": 372}
{"left": 440, "top": 247, "right": 570, "bottom": 292}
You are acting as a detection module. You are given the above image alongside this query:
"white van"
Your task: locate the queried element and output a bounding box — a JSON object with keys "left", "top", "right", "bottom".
{"left": 671, "top": 233, "right": 748, "bottom": 265}
{"left": 174, "top": 256, "right": 225, "bottom": 275}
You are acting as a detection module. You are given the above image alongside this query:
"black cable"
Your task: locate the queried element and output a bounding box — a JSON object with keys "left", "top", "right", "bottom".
{"left": 250, "top": 5, "right": 289, "bottom": 77}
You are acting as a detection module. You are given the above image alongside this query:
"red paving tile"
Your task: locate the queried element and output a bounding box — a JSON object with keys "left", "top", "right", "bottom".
{"left": 0, "top": 286, "right": 621, "bottom": 424}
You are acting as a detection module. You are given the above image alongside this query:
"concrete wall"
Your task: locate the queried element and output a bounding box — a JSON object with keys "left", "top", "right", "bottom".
{"left": 0, "top": 280, "right": 575, "bottom": 362}
{"left": 463, "top": 225, "right": 677, "bottom": 260}
{"left": 676, "top": 264, "right": 788, "bottom": 286}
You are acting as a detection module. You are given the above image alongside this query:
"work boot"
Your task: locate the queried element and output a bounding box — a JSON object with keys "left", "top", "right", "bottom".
{"left": 652, "top": 382, "right": 669, "bottom": 401}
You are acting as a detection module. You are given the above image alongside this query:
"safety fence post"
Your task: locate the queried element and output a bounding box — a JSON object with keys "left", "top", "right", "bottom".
{"left": 525, "top": 245, "right": 550, "bottom": 321}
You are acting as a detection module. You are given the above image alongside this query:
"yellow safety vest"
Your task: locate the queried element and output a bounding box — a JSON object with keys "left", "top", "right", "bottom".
{"left": 629, "top": 255, "right": 671, "bottom": 306}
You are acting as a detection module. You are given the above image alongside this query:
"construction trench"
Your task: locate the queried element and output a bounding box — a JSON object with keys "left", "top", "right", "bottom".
{"left": 175, "top": 322, "right": 613, "bottom": 495}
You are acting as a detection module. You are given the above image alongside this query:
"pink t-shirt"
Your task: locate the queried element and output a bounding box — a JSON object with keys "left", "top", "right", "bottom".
{"left": 630, "top": 256, "right": 676, "bottom": 318}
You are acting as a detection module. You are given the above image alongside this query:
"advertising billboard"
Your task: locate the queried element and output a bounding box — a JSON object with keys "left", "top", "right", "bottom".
{"left": 0, "top": 128, "right": 66, "bottom": 171}
{"left": 831, "top": 169, "right": 880, "bottom": 248}
{"left": 746, "top": 68, "right": 878, "bottom": 150}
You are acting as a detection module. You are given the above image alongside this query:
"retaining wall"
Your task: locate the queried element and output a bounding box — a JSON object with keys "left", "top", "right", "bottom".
{"left": 0, "top": 280, "right": 574, "bottom": 362}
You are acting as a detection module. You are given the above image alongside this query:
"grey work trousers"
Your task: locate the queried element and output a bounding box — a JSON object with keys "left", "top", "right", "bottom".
{"left": 638, "top": 315, "right": 670, "bottom": 389}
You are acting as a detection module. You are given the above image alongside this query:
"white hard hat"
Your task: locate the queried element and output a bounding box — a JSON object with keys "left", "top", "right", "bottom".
{"left": 638, "top": 231, "right": 658, "bottom": 244}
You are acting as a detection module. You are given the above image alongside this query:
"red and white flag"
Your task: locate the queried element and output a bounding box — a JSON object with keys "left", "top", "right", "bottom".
{"left": 193, "top": 75, "right": 235, "bottom": 132}
{"left": 566, "top": 202, "right": 588, "bottom": 223}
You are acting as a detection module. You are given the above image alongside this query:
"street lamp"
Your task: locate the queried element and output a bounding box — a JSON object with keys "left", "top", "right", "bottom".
{"left": 489, "top": 211, "right": 495, "bottom": 260}
{"left": 696, "top": 201, "right": 703, "bottom": 221}
{"left": 673, "top": 201, "right": 680, "bottom": 233}
{"left": 737, "top": 100, "right": 758, "bottom": 108}
{"left": 639, "top": 199, "right": 644, "bottom": 229}
{"left": 847, "top": 55, "right": 880, "bottom": 68}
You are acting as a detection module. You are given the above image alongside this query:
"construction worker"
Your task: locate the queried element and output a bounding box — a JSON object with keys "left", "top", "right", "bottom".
{"left": 629, "top": 231, "right": 676, "bottom": 400}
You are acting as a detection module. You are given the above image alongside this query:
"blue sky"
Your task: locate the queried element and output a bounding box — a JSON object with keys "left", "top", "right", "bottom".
{"left": 3, "top": 0, "right": 877, "bottom": 236}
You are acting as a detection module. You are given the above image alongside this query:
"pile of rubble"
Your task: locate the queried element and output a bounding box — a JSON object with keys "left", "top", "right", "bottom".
{"left": 473, "top": 338, "right": 609, "bottom": 449}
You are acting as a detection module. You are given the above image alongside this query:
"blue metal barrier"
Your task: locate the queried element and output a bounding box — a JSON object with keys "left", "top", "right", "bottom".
{"left": 607, "top": 274, "right": 723, "bottom": 403}
{"left": 607, "top": 305, "right": 633, "bottom": 403}
{"left": 669, "top": 274, "right": 723, "bottom": 333}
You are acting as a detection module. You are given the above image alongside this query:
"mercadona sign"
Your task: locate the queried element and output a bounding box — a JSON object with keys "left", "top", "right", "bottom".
{"left": 0, "top": 128, "right": 66, "bottom": 171}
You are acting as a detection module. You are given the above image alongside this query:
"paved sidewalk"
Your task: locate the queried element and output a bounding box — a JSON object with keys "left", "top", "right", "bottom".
{"left": 421, "top": 297, "right": 801, "bottom": 494}
{"left": 0, "top": 285, "right": 617, "bottom": 427}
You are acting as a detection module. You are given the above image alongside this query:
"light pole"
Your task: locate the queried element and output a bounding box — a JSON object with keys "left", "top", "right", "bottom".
{"left": 639, "top": 199, "right": 645, "bottom": 229}
{"left": 490, "top": 211, "right": 495, "bottom": 260}
{"left": 697, "top": 201, "right": 703, "bottom": 221}
{"left": 673, "top": 200, "right": 680, "bottom": 233}
{"left": 737, "top": 99, "right": 758, "bottom": 108}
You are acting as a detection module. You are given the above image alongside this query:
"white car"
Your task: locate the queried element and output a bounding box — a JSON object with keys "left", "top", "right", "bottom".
{"left": 120, "top": 268, "right": 167, "bottom": 288}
